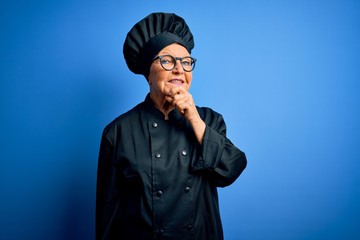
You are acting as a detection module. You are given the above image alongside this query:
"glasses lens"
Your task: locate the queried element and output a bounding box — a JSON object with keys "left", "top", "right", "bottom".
{"left": 159, "top": 55, "right": 175, "bottom": 71}
{"left": 156, "top": 55, "right": 196, "bottom": 72}
{"left": 181, "top": 57, "right": 195, "bottom": 72}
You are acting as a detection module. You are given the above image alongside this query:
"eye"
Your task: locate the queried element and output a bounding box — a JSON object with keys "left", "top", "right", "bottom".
{"left": 182, "top": 60, "right": 191, "bottom": 66}
{"left": 160, "top": 56, "right": 174, "bottom": 65}
{"left": 160, "top": 59, "right": 170, "bottom": 65}
{"left": 182, "top": 57, "right": 192, "bottom": 66}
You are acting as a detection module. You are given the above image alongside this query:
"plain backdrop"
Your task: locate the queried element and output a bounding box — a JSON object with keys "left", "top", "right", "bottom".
{"left": 1, "top": 0, "right": 359, "bottom": 239}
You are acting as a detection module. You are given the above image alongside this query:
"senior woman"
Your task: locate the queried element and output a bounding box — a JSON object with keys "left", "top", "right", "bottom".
{"left": 96, "top": 12, "right": 247, "bottom": 240}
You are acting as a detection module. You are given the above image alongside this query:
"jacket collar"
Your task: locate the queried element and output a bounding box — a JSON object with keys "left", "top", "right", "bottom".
{"left": 142, "top": 93, "right": 184, "bottom": 123}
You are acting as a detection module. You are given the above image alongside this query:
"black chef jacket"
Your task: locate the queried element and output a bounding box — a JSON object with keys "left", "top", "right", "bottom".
{"left": 96, "top": 94, "right": 247, "bottom": 240}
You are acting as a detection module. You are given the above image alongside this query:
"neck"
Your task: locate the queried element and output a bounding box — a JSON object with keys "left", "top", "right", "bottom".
{"left": 150, "top": 93, "right": 174, "bottom": 119}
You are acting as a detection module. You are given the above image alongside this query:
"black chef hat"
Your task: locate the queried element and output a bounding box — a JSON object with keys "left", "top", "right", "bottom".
{"left": 123, "top": 12, "right": 194, "bottom": 78}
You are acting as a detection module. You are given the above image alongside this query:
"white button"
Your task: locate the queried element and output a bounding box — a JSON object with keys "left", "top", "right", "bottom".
{"left": 181, "top": 150, "right": 187, "bottom": 156}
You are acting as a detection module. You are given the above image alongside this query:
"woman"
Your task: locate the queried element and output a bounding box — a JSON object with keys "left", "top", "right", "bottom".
{"left": 96, "top": 12, "right": 247, "bottom": 240}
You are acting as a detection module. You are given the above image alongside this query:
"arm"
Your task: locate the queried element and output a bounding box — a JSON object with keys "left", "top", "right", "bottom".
{"left": 96, "top": 127, "right": 118, "bottom": 240}
{"left": 165, "top": 87, "right": 246, "bottom": 186}
{"left": 191, "top": 108, "right": 247, "bottom": 187}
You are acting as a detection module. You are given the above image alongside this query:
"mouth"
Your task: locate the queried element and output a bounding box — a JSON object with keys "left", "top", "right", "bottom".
{"left": 168, "top": 79, "right": 184, "bottom": 86}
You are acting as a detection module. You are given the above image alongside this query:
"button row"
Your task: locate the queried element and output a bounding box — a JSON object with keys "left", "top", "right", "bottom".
{"left": 156, "top": 225, "right": 192, "bottom": 235}
{"left": 187, "top": 224, "right": 193, "bottom": 231}
{"left": 155, "top": 187, "right": 191, "bottom": 197}
{"left": 156, "top": 228, "right": 164, "bottom": 235}
{"left": 154, "top": 150, "right": 187, "bottom": 159}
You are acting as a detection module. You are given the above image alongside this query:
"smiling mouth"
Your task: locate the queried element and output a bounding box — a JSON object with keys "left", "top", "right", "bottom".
{"left": 168, "top": 79, "right": 184, "bottom": 85}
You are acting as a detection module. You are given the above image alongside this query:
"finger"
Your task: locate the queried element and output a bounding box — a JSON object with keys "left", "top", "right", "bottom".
{"left": 175, "top": 97, "right": 194, "bottom": 114}
{"left": 173, "top": 95, "right": 190, "bottom": 110}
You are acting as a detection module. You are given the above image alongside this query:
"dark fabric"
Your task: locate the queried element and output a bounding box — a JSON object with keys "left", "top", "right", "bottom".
{"left": 96, "top": 94, "right": 247, "bottom": 240}
{"left": 123, "top": 12, "right": 194, "bottom": 77}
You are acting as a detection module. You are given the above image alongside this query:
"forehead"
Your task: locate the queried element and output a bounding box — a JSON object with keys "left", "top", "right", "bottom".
{"left": 158, "top": 43, "right": 190, "bottom": 56}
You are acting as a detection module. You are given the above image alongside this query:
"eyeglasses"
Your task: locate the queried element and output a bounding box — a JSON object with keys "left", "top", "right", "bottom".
{"left": 152, "top": 55, "right": 197, "bottom": 72}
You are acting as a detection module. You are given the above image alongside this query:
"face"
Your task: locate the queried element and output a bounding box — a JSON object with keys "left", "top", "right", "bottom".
{"left": 148, "top": 43, "right": 193, "bottom": 101}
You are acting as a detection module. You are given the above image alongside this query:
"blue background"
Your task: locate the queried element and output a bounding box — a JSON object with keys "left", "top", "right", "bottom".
{"left": 1, "top": 0, "right": 359, "bottom": 239}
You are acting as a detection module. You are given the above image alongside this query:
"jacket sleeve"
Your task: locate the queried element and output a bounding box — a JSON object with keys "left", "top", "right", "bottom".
{"left": 96, "top": 126, "right": 119, "bottom": 240}
{"left": 191, "top": 108, "right": 247, "bottom": 187}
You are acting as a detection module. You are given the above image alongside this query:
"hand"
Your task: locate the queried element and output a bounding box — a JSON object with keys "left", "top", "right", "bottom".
{"left": 165, "top": 87, "right": 197, "bottom": 121}
{"left": 165, "top": 87, "right": 206, "bottom": 144}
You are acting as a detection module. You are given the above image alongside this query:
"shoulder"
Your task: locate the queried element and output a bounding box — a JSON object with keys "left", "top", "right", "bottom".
{"left": 103, "top": 102, "right": 143, "bottom": 134}
{"left": 196, "top": 106, "right": 228, "bottom": 136}
{"left": 196, "top": 106, "right": 224, "bottom": 123}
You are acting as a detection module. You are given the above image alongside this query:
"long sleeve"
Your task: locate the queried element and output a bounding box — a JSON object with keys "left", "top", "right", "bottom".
{"left": 96, "top": 127, "right": 118, "bottom": 240}
{"left": 191, "top": 107, "right": 247, "bottom": 187}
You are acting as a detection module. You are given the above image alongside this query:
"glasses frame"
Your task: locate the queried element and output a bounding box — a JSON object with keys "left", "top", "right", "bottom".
{"left": 152, "top": 54, "right": 197, "bottom": 72}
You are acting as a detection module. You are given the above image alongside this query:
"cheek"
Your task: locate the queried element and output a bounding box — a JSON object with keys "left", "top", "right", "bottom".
{"left": 149, "top": 72, "right": 168, "bottom": 91}
{"left": 148, "top": 67, "right": 160, "bottom": 85}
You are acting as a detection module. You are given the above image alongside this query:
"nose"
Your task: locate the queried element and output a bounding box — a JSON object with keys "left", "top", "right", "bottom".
{"left": 172, "top": 59, "right": 184, "bottom": 73}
